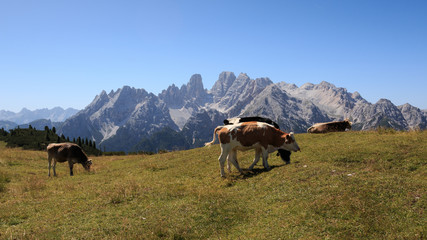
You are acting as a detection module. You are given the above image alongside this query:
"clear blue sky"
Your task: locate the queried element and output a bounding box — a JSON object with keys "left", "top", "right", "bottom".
{"left": 1, "top": 0, "right": 426, "bottom": 112}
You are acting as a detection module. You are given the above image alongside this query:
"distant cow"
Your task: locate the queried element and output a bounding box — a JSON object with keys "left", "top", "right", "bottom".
{"left": 307, "top": 119, "right": 352, "bottom": 133}
{"left": 205, "top": 122, "right": 300, "bottom": 177}
{"left": 223, "top": 116, "right": 291, "bottom": 164}
{"left": 47, "top": 143, "right": 92, "bottom": 176}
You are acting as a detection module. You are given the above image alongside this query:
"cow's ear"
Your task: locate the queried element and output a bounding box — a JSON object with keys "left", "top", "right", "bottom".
{"left": 284, "top": 134, "right": 291, "bottom": 144}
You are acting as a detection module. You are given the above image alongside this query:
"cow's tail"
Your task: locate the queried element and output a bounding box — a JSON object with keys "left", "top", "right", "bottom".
{"left": 204, "top": 126, "right": 223, "bottom": 146}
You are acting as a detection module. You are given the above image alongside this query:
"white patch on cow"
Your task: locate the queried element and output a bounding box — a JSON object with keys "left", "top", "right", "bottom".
{"left": 226, "top": 117, "right": 241, "bottom": 125}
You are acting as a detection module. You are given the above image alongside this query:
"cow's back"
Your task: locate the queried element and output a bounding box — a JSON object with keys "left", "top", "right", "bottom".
{"left": 220, "top": 122, "right": 285, "bottom": 149}
{"left": 66, "top": 144, "right": 87, "bottom": 161}
{"left": 47, "top": 143, "right": 87, "bottom": 163}
{"left": 308, "top": 120, "right": 351, "bottom": 133}
{"left": 47, "top": 143, "right": 66, "bottom": 162}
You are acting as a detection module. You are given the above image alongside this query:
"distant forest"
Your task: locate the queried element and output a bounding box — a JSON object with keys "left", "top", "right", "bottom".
{"left": 0, "top": 125, "right": 102, "bottom": 156}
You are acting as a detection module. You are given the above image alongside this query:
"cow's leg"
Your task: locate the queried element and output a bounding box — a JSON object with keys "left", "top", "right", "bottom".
{"left": 226, "top": 151, "right": 236, "bottom": 172}
{"left": 228, "top": 150, "right": 243, "bottom": 174}
{"left": 248, "top": 149, "right": 261, "bottom": 170}
{"left": 68, "top": 160, "right": 74, "bottom": 176}
{"left": 226, "top": 155, "right": 231, "bottom": 173}
{"left": 218, "top": 145, "right": 230, "bottom": 177}
{"left": 261, "top": 149, "right": 270, "bottom": 170}
{"left": 53, "top": 159, "right": 57, "bottom": 177}
{"left": 48, "top": 155, "right": 52, "bottom": 177}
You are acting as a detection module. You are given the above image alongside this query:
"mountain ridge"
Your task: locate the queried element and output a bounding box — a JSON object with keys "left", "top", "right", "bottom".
{"left": 0, "top": 107, "right": 79, "bottom": 130}
{"left": 51, "top": 71, "right": 426, "bottom": 152}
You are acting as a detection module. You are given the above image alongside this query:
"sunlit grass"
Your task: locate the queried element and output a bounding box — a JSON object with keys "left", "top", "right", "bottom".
{"left": 0, "top": 131, "right": 426, "bottom": 239}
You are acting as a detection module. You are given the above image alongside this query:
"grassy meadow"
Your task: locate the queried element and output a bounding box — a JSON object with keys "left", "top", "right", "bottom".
{"left": 0, "top": 130, "right": 426, "bottom": 239}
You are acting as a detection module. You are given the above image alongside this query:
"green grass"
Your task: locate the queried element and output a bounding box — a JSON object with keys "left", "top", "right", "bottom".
{"left": 0, "top": 131, "right": 426, "bottom": 239}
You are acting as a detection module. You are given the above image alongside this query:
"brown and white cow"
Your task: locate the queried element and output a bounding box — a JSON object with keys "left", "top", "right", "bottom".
{"left": 307, "top": 119, "right": 352, "bottom": 133}
{"left": 205, "top": 122, "right": 300, "bottom": 177}
{"left": 47, "top": 143, "right": 92, "bottom": 176}
{"left": 223, "top": 116, "right": 292, "bottom": 165}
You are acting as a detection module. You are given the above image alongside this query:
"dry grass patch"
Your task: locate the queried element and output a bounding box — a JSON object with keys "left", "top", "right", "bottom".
{"left": 0, "top": 131, "right": 426, "bottom": 239}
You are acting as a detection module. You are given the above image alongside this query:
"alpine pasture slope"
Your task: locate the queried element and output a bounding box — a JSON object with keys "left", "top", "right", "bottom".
{"left": 0, "top": 131, "right": 426, "bottom": 239}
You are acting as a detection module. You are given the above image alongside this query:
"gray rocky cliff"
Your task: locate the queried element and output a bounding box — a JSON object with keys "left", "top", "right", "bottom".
{"left": 58, "top": 71, "right": 425, "bottom": 152}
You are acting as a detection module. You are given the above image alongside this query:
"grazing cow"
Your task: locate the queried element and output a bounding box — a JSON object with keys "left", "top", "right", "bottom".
{"left": 223, "top": 116, "right": 291, "bottom": 164}
{"left": 205, "top": 122, "right": 300, "bottom": 177}
{"left": 47, "top": 143, "right": 92, "bottom": 176}
{"left": 307, "top": 119, "right": 352, "bottom": 133}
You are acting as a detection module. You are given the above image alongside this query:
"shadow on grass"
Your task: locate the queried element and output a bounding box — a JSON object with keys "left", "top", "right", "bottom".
{"left": 242, "top": 164, "right": 287, "bottom": 179}
{"left": 223, "top": 163, "right": 289, "bottom": 183}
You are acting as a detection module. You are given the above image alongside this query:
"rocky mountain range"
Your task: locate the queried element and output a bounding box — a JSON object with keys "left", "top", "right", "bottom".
{"left": 0, "top": 107, "right": 79, "bottom": 130}
{"left": 0, "top": 107, "right": 78, "bottom": 125}
{"left": 56, "top": 71, "right": 426, "bottom": 152}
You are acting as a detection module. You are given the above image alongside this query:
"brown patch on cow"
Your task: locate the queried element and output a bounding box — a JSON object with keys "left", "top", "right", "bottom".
{"left": 217, "top": 127, "right": 231, "bottom": 144}
{"left": 235, "top": 122, "right": 286, "bottom": 149}
{"left": 47, "top": 143, "right": 89, "bottom": 163}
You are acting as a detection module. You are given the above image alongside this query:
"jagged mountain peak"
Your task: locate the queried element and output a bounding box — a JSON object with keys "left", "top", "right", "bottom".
{"left": 352, "top": 91, "right": 363, "bottom": 100}
{"left": 398, "top": 103, "right": 426, "bottom": 130}
{"left": 376, "top": 98, "right": 394, "bottom": 105}
{"left": 318, "top": 81, "right": 337, "bottom": 89}
{"left": 236, "top": 72, "right": 250, "bottom": 81}
{"left": 210, "top": 71, "right": 237, "bottom": 101}
{"left": 57, "top": 71, "right": 425, "bottom": 152}
{"left": 188, "top": 74, "right": 203, "bottom": 86}
{"left": 254, "top": 77, "right": 273, "bottom": 87}
{"left": 400, "top": 103, "right": 413, "bottom": 108}
{"left": 300, "top": 83, "right": 315, "bottom": 90}
{"left": 184, "top": 74, "right": 206, "bottom": 99}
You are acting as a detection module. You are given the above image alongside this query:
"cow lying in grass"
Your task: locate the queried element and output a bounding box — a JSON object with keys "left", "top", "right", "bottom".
{"left": 205, "top": 121, "right": 300, "bottom": 177}
{"left": 307, "top": 119, "right": 352, "bottom": 133}
{"left": 47, "top": 143, "right": 92, "bottom": 176}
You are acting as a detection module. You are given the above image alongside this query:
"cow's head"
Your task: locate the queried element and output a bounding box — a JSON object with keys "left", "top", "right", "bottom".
{"left": 277, "top": 149, "right": 291, "bottom": 164}
{"left": 344, "top": 119, "right": 352, "bottom": 130}
{"left": 82, "top": 159, "right": 92, "bottom": 171}
{"left": 281, "top": 132, "right": 300, "bottom": 152}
